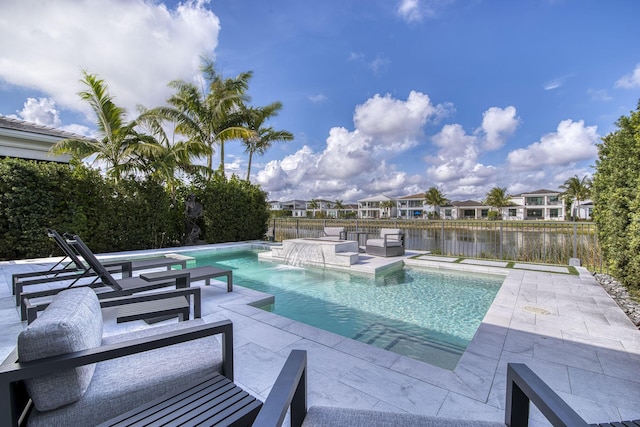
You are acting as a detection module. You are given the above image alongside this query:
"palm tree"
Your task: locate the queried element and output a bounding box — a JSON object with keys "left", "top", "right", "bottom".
{"left": 424, "top": 187, "right": 448, "bottom": 218}
{"left": 559, "top": 175, "right": 591, "bottom": 220}
{"left": 51, "top": 71, "right": 157, "bottom": 181}
{"left": 308, "top": 199, "right": 320, "bottom": 217}
{"left": 240, "top": 102, "right": 293, "bottom": 181}
{"left": 146, "top": 58, "right": 253, "bottom": 173}
{"left": 333, "top": 200, "right": 345, "bottom": 218}
{"left": 380, "top": 200, "right": 396, "bottom": 218}
{"left": 483, "top": 187, "right": 512, "bottom": 220}
{"left": 132, "top": 110, "right": 212, "bottom": 194}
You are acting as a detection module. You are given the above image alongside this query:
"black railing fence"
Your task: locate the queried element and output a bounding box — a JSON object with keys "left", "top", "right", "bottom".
{"left": 267, "top": 218, "right": 604, "bottom": 272}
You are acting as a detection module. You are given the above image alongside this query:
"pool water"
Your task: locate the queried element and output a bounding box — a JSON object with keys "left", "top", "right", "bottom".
{"left": 184, "top": 248, "right": 503, "bottom": 370}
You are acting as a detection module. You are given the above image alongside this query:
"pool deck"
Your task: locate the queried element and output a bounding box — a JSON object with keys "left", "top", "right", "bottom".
{"left": 2, "top": 242, "right": 640, "bottom": 425}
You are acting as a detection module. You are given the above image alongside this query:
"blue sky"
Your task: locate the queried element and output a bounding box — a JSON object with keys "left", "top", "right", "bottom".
{"left": 1, "top": 0, "right": 639, "bottom": 203}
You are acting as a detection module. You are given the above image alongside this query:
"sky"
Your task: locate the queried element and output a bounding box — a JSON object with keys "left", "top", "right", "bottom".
{"left": 1, "top": 0, "right": 639, "bottom": 203}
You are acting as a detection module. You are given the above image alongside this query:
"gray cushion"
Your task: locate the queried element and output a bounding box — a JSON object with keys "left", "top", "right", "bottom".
{"left": 366, "top": 238, "right": 402, "bottom": 248}
{"left": 18, "top": 287, "right": 103, "bottom": 411}
{"left": 302, "top": 406, "right": 505, "bottom": 427}
{"left": 27, "top": 319, "right": 223, "bottom": 427}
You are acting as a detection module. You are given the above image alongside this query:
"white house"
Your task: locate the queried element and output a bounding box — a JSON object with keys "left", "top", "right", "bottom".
{"left": 508, "top": 189, "right": 566, "bottom": 221}
{"left": 357, "top": 195, "right": 397, "bottom": 219}
{"left": 396, "top": 193, "right": 430, "bottom": 219}
{"left": 0, "top": 115, "right": 82, "bottom": 163}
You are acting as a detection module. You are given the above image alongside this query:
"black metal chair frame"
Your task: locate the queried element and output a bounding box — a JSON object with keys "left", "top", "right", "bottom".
{"left": 0, "top": 320, "right": 234, "bottom": 427}
{"left": 253, "top": 351, "right": 616, "bottom": 427}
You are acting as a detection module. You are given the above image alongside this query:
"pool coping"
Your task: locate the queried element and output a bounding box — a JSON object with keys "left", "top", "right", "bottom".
{"left": 1, "top": 241, "right": 639, "bottom": 423}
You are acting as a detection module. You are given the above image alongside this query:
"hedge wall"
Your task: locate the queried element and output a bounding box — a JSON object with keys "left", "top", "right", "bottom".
{"left": 0, "top": 158, "right": 269, "bottom": 260}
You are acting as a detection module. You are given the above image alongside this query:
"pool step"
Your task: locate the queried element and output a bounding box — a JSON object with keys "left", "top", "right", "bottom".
{"left": 352, "top": 322, "right": 466, "bottom": 362}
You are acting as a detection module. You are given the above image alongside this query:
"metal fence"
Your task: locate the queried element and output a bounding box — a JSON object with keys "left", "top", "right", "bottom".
{"left": 267, "top": 218, "right": 604, "bottom": 272}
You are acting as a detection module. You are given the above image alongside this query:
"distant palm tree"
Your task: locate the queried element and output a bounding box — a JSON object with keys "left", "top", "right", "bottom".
{"left": 559, "top": 175, "right": 591, "bottom": 220}
{"left": 240, "top": 102, "right": 293, "bottom": 181}
{"left": 308, "top": 199, "right": 320, "bottom": 217}
{"left": 380, "top": 200, "right": 395, "bottom": 218}
{"left": 483, "top": 187, "right": 512, "bottom": 219}
{"left": 333, "top": 199, "right": 345, "bottom": 218}
{"left": 51, "top": 71, "right": 157, "bottom": 181}
{"left": 424, "top": 187, "right": 448, "bottom": 218}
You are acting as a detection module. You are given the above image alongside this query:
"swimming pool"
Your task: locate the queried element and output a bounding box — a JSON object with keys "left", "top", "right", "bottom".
{"left": 183, "top": 247, "right": 503, "bottom": 370}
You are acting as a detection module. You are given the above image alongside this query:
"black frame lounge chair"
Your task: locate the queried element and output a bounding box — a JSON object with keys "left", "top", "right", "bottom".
{"left": 18, "top": 234, "right": 231, "bottom": 322}
{"left": 253, "top": 350, "right": 634, "bottom": 426}
{"left": 13, "top": 229, "right": 187, "bottom": 307}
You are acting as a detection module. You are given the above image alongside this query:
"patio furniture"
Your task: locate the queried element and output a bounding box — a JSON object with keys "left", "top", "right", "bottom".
{"left": 0, "top": 287, "right": 234, "bottom": 426}
{"left": 13, "top": 229, "right": 187, "bottom": 307}
{"left": 365, "top": 228, "right": 405, "bottom": 257}
{"left": 319, "top": 227, "right": 346, "bottom": 240}
{"left": 17, "top": 234, "right": 230, "bottom": 321}
{"left": 253, "top": 350, "right": 624, "bottom": 427}
{"left": 24, "top": 286, "right": 202, "bottom": 325}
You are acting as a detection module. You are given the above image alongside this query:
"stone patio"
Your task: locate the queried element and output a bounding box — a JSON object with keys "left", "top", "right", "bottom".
{"left": 1, "top": 242, "right": 639, "bottom": 426}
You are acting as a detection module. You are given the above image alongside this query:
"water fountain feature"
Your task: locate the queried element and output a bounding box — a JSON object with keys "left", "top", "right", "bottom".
{"left": 266, "top": 238, "right": 360, "bottom": 268}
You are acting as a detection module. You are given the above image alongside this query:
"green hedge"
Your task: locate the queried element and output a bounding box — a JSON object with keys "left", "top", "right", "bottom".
{"left": 193, "top": 171, "right": 269, "bottom": 243}
{"left": 592, "top": 100, "right": 640, "bottom": 287}
{"left": 0, "top": 158, "right": 269, "bottom": 260}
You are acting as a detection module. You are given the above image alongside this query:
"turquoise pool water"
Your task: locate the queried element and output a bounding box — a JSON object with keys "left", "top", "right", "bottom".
{"left": 184, "top": 248, "right": 503, "bottom": 370}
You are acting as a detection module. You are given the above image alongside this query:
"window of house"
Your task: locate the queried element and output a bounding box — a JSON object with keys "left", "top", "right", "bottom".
{"left": 550, "top": 208, "right": 559, "bottom": 218}
{"left": 481, "top": 209, "right": 489, "bottom": 217}
{"left": 526, "top": 196, "right": 544, "bottom": 205}
{"left": 509, "top": 208, "right": 517, "bottom": 217}
{"left": 445, "top": 209, "right": 452, "bottom": 217}
{"left": 527, "top": 209, "right": 543, "bottom": 218}
{"left": 463, "top": 209, "right": 475, "bottom": 218}
{"left": 548, "top": 195, "right": 559, "bottom": 204}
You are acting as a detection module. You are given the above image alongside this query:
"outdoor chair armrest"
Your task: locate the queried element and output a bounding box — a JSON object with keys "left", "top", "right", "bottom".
{"left": 506, "top": 363, "right": 589, "bottom": 426}
{"left": 253, "top": 350, "right": 307, "bottom": 427}
{"left": 0, "top": 320, "right": 234, "bottom": 426}
{"left": 99, "top": 260, "right": 134, "bottom": 277}
{"left": 25, "top": 287, "right": 202, "bottom": 324}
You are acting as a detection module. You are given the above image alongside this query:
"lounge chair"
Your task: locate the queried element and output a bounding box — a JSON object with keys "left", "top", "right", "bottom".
{"left": 253, "top": 350, "right": 626, "bottom": 426}
{"left": 319, "top": 227, "right": 346, "bottom": 240}
{"left": 13, "top": 229, "right": 187, "bottom": 306}
{"left": 0, "top": 287, "right": 243, "bottom": 426}
{"left": 18, "top": 234, "right": 232, "bottom": 322}
{"left": 365, "top": 228, "right": 405, "bottom": 257}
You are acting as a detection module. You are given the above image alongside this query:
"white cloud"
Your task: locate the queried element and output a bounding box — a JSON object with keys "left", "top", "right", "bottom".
{"left": 615, "top": 64, "right": 640, "bottom": 89}
{"left": 353, "top": 91, "right": 449, "bottom": 149}
{"left": 308, "top": 94, "right": 327, "bottom": 103}
{"left": 13, "top": 98, "right": 61, "bottom": 127}
{"left": 477, "top": 106, "right": 520, "bottom": 150}
{"left": 0, "top": 0, "right": 219, "bottom": 120}
{"left": 369, "top": 55, "right": 390, "bottom": 75}
{"left": 257, "top": 91, "right": 448, "bottom": 201}
{"left": 507, "top": 120, "right": 598, "bottom": 171}
{"left": 397, "top": 0, "right": 423, "bottom": 22}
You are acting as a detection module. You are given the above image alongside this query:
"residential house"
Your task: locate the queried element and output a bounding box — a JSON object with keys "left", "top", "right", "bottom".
{"left": 508, "top": 189, "right": 566, "bottom": 220}
{"left": 325, "top": 203, "right": 358, "bottom": 218}
{"left": 397, "top": 193, "right": 430, "bottom": 219}
{"left": 357, "top": 195, "right": 397, "bottom": 219}
{"left": 0, "top": 115, "right": 83, "bottom": 163}
{"left": 441, "top": 200, "right": 490, "bottom": 220}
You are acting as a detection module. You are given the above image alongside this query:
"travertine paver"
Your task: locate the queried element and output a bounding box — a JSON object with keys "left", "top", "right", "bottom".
{"left": 461, "top": 259, "right": 509, "bottom": 268}
{"left": 513, "top": 262, "right": 570, "bottom": 273}
{"left": 1, "top": 243, "right": 639, "bottom": 425}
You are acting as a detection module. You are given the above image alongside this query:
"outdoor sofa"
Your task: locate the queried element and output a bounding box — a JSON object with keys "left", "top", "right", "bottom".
{"left": 0, "top": 287, "right": 235, "bottom": 426}
{"left": 319, "top": 227, "right": 347, "bottom": 240}
{"left": 365, "top": 228, "right": 405, "bottom": 257}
